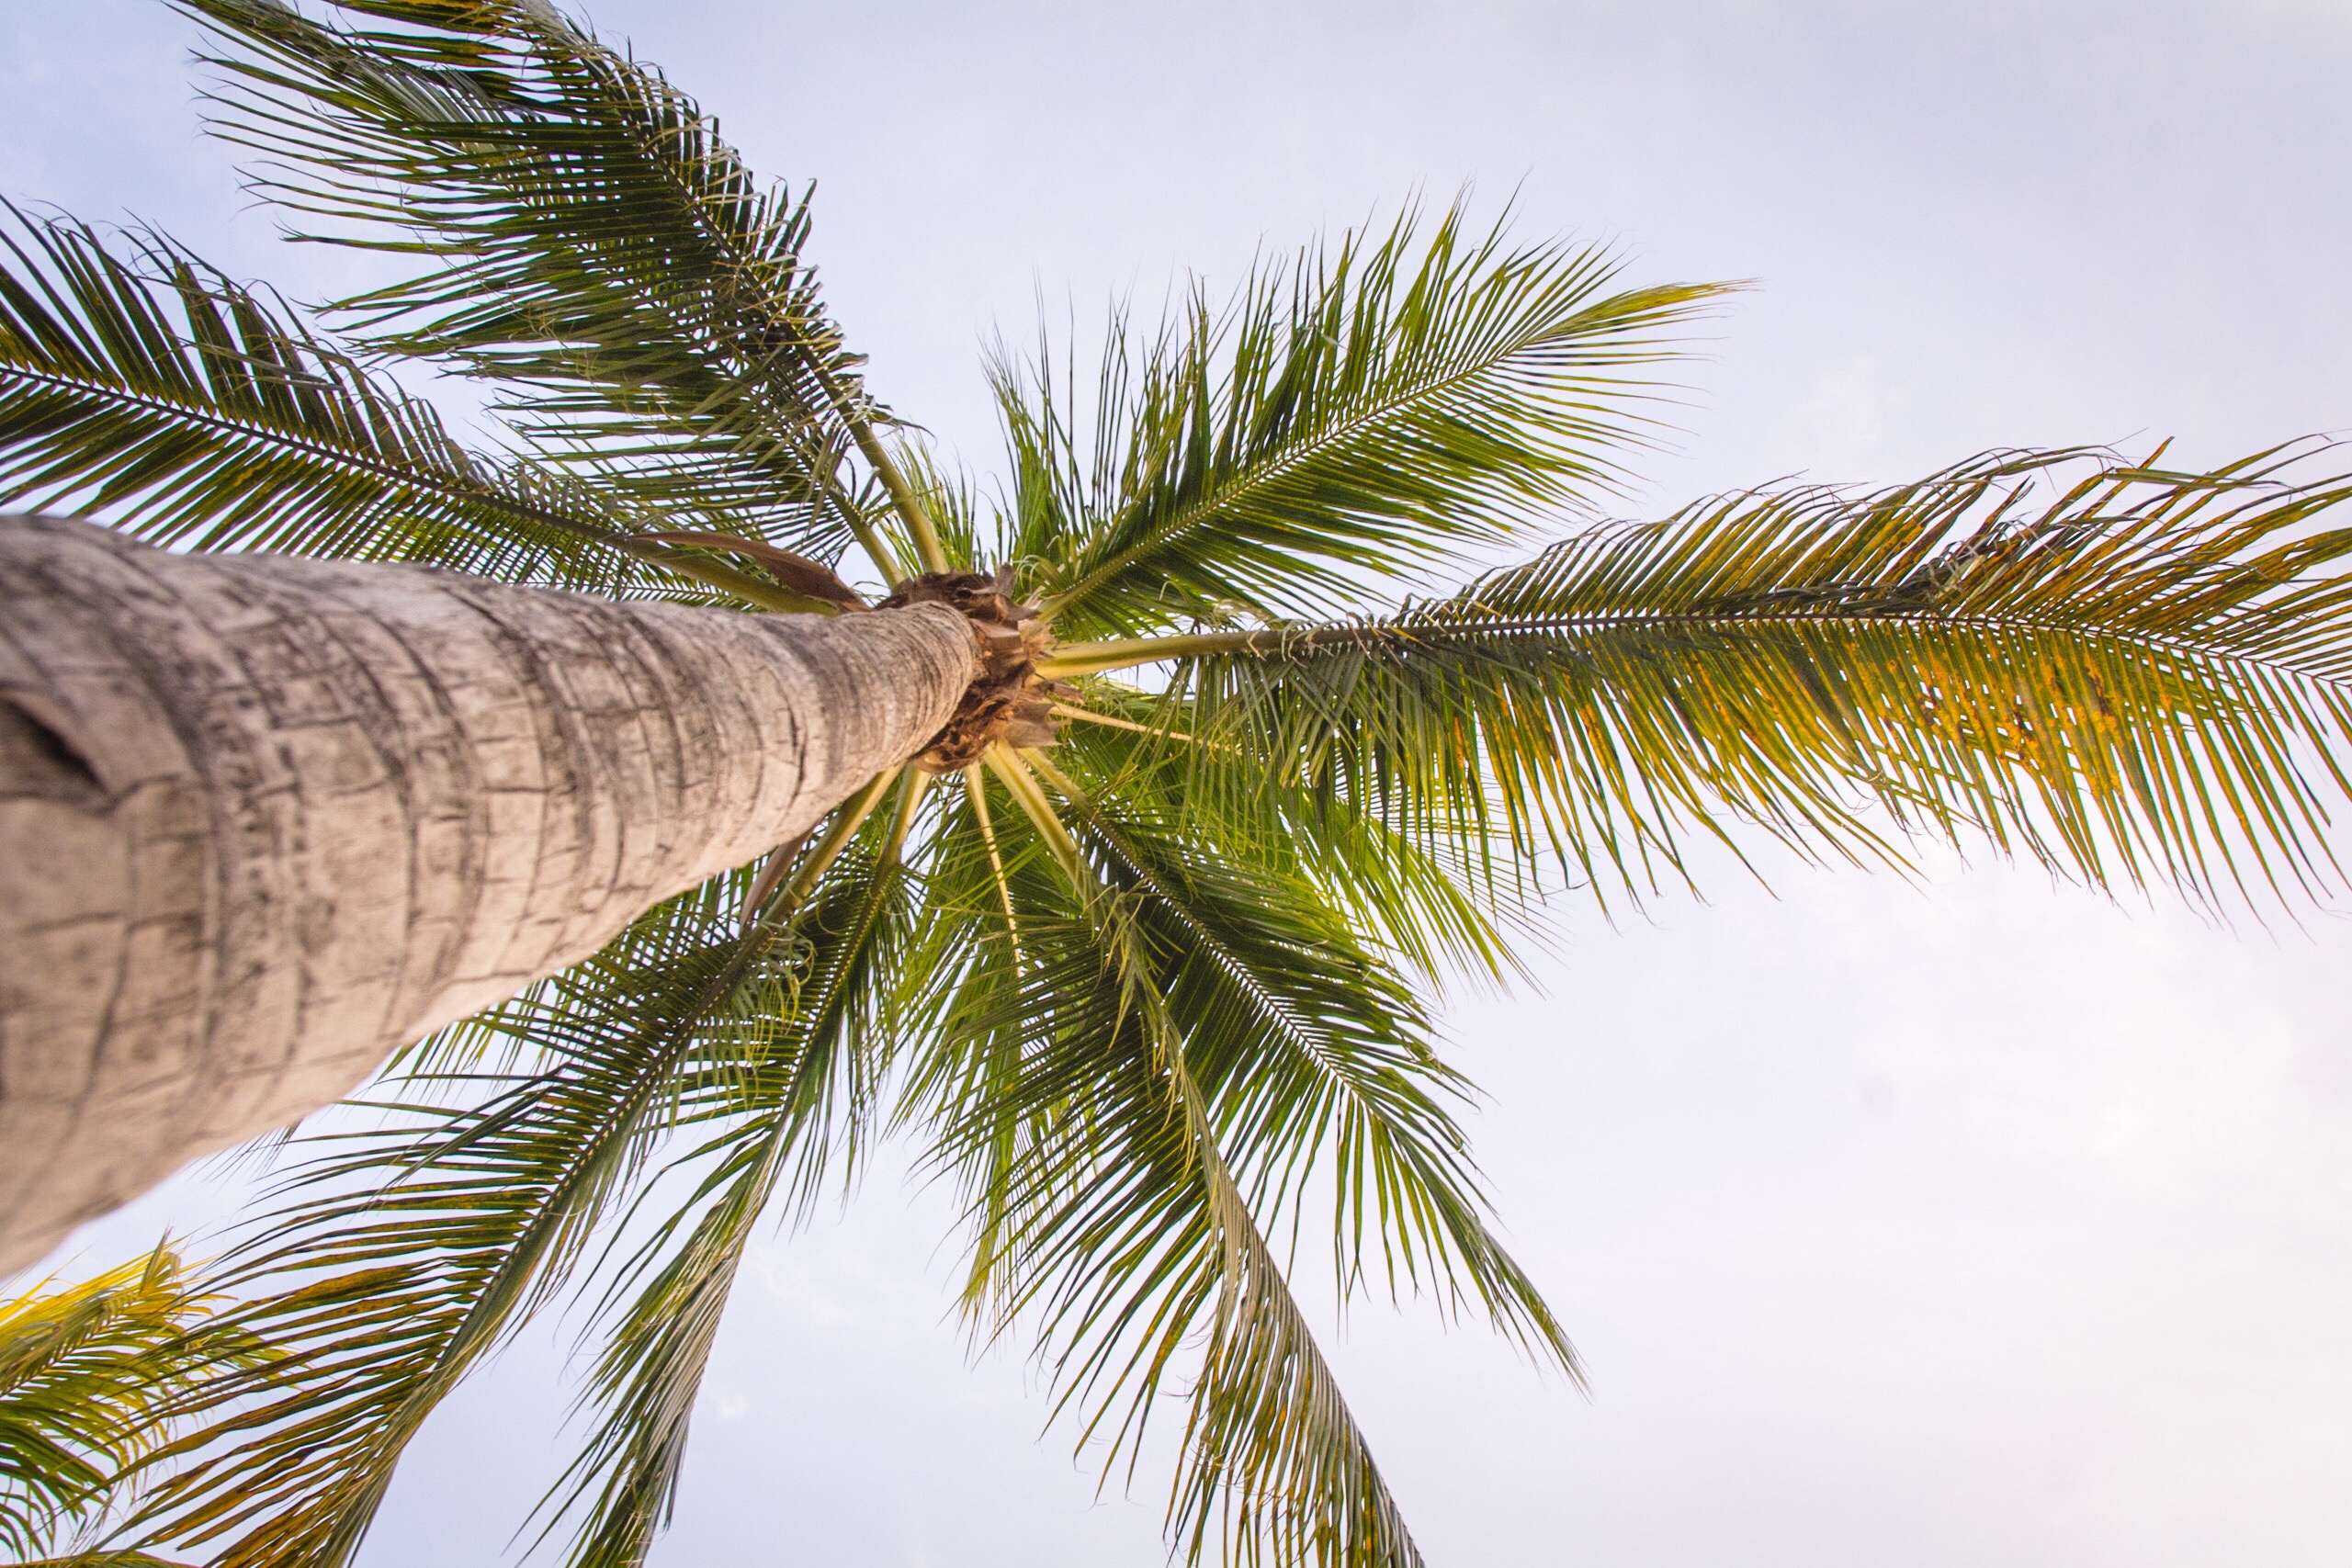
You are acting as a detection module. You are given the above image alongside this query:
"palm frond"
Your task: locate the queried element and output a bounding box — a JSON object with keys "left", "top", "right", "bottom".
{"left": 0, "top": 1250, "right": 266, "bottom": 1560}
{"left": 929, "top": 877, "right": 1416, "bottom": 1567}
{"left": 1050, "top": 679, "right": 1531, "bottom": 985}
{"left": 538, "top": 784, "right": 931, "bottom": 1568}
{"left": 174, "top": 0, "right": 898, "bottom": 569}
{"left": 1003, "top": 201, "right": 1729, "bottom": 635}
{"left": 0, "top": 203, "right": 595, "bottom": 582}
{"left": 1114, "top": 444, "right": 2352, "bottom": 914}
{"left": 1038, "top": 753, "right": 1563, "bottom": 1339}
{"left": 908, "top": 752, "right": 1558, "bottom": 1567}
{"left": 126, "top": 863, "right": 838, "bottom": 1568}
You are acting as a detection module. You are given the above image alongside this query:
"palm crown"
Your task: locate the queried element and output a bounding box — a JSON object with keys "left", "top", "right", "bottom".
{"left": 5, "top": 4, "right": 2352, "bottom": 1567}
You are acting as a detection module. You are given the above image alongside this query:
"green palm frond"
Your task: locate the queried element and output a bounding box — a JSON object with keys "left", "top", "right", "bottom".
{"left": 173, "top": 0, "right": 906, "bottom": 571}
{"left": 923, "top": 819, "right": 1418, "bottom": 1568}
{"left": 904, "top": 751, "right": 1556, "bottom": 1568}
{"left": 1003, "top": 202, "right": 1730, "bottom": 635}
{"left": 0, "top": 203, "right": 831, "bottom": 608}
{"left": 1048, "top": 681, "right": 1530, "bottom": 985}
{"left": 1068, "top": 444, "right": 2352, "bottom": 913}
{"left": 0, "top": 202, "right": 594, "bottom": 583}
{"left": 128, "top": 862, "right": 840, "bottom": 1568}
{"left": 538, "top": 784, "right": 930, "bottom": 1568}
{"left": 1033, "top": 755, "right": 1563, "bottom": 1339}
{"left": 1, "top": 1249, "right": 266, "bottom": 1561}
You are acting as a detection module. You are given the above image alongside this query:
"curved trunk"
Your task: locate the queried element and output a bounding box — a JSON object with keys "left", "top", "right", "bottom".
{"left": 0, "top": 516, "right": 974, "bottom": 1274}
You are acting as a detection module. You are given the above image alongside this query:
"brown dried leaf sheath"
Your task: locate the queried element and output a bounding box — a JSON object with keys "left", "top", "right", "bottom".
{"left": 881, "top": 570, "right": 1077, "bottom": 767}
{"left": 650, "top": 530, "right": 870, "bottom": 609}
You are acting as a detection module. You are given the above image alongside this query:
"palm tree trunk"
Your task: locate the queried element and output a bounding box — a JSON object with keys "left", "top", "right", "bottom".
{"left": 0, "top": 515, "right": 974, "bottom": 1274}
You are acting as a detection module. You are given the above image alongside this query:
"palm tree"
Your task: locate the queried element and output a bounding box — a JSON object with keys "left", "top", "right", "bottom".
{"left": 3, "top": 3, "right": 2350, "bottom": 1566}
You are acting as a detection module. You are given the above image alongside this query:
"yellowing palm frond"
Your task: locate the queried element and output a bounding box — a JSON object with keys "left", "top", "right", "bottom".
{"left": 0, "top": 1249, "right": 266, "bottom": 1561}
{"left": 1120, "top": 444, "right": 2352, "bottom": 915}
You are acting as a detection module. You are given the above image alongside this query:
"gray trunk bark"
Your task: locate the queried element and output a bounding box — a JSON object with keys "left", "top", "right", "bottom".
{"left": 0, "top": 515, "right": 974, "bottom": 1274}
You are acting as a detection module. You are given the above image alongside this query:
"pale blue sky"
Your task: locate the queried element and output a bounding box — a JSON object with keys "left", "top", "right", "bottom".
{"left": 6, "top": 3, "right": 2352, "bottom": 1565}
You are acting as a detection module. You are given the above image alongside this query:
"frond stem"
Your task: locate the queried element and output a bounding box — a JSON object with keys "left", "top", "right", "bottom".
{"left": 843, "top": 414, "right": 950, "bottom": 575}
{"left": 0, "top": 361, "right": 835, "bottom": 615}
{"left": 980, "top": 745, "right": 1084, "bottom": 885}
{"left": 812, "top": 460, "right": 907, "bottom": 584}
{"left": 1046, "top": 702, "right": 1235, "bottom": 752}
{"left": 880, "top": 768, "right": 931, "bottom": 867}
{"left": 962, "top": 763, "right": 1024, "bottom": 967}
{"left": 1037, "top": 625, "right": 1350, "bottom": 677}
{"left": 1034, "top": 603, "right": 2352, "bottom": 686}
{"left": 759, "top": 766, "right": 903, "bottom": 925}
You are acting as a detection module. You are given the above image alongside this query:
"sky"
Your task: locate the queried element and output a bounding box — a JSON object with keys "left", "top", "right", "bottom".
{"left": 6, "top": 2, "right": 2352, "bottom": 1565}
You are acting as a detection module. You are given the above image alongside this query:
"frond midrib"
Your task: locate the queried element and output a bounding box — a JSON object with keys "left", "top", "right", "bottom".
{"left": 1, "top": 358, "right": 618, "bottom": 548}
{"left": 551, "top": 857, "right": 910, "bottom": 1554}
{"left": 1069, "top": 602, "right": 2352, "bottom": 693}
